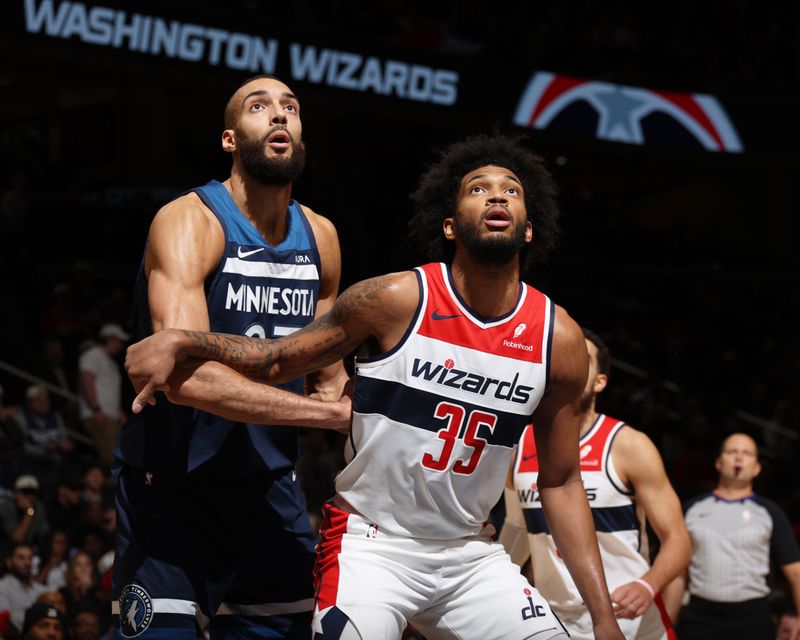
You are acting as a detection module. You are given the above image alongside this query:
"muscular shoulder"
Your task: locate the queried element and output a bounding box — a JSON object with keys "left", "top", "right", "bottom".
{"left": 332, "top": 270, "right": 419, "bottom": 345}
{"left": 338, "top": 270, "right": 419, "bottom": 317}
{"left": 548, "top": 305, "right": 588, "bottom": 389}
{"left": 612, "top": 425, "right": 656, "bottom": 459}
{"left": 611, "top": 425, "right": 664, "bottom": 485}
{"left": 146, "top": 192, "right": 224, "bottom": 273}
{"left": 151, "top": 192, "right": 220, "bottom": 234}
{"left": 299, "top": 203, "right": 338, "bottom": 245}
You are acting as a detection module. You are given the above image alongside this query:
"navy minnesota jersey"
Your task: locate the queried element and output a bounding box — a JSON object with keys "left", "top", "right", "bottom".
{"left": 119, "top": 180, "right": 322, "bottom": 475}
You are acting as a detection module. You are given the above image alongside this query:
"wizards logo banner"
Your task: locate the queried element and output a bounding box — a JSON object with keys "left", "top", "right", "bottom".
{"left": 513, "top": 71, "right": 743, "bottom": 153}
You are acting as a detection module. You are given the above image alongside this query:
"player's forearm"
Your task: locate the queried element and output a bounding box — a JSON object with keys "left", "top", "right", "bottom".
{"left": 163, "top": 329, "right": 282, "bottom": 380}
{"left": 540, "top": 480, "right": 617, "bottom": 627}
{"left": 171, "top": 322, "right": 352, "bottom": 383}
{"left": 169, "top": 361, "right": 351, "bottom": 429}
{"left": 642, "top": 528, "right": 692, "bottom": 593}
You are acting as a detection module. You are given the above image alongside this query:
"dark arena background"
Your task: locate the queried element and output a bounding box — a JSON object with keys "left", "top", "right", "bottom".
{"left": 0, "top": 0, "right": 799, "bottom": 633}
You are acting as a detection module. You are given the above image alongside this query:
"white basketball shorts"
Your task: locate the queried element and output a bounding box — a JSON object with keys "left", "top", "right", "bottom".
{"left": 313, "top": 503, "right": 569, "bottom": 640}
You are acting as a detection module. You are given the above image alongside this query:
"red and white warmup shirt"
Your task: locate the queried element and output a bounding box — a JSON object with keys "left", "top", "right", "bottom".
{"left": 514, "top": 416, "right": 675, "bottom": 639}
{"left": 336, "top": 262, "right": 554, "bottom": 540}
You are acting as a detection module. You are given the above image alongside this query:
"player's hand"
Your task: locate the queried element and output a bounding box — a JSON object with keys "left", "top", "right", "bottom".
{"left": 610, "top": 581, "right": 653, "bottom": 619}
{"left": 125, "top": 330, "right": 183, "bottom": 413}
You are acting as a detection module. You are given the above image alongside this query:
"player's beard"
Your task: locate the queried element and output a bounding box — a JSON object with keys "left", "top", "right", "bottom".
{"left": 237, "top": 129, "right": 306, "bottom": 186}
{"left": 453, "top": 215, "right": 528, "bottom": 267}
{"left": 578, "top": 389, "right": 594, "bottom": 414}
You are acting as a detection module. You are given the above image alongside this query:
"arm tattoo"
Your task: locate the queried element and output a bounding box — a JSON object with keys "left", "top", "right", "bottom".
{"left": 180, "top": 274, "right": 397, "bottom": 380}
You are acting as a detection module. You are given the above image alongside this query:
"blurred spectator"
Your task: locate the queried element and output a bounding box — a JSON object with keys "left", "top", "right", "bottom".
{"left": 28, "top": 338, "right": 79, "bottom": 431}
{"left": 34, "top": 531, "right": 69, "bottom": 590}
{"left": 57, "top": 551, "right": 107, "bottom": 629}
{"left": 0, "top": 475, "right": 50, "bottom": 551}
{"left": 69, "top": 602, "right": 103, "bottom": 640}
{"left": 12, "top": 386, "right": 73, "bottom": 486}
{"left": 35, "top": 591, "right": 66, "bottom": 617}
{"left": 0, "top": 543, "right": 48, "bottom": 633}
{"left": 78, "top": 324, "right": 129, "bottom": 468}
{"left": 21, "top": 601, "right": 64, "bottom": 640}
{"left": 38, "top": 284, "right": 81, "bottom": 342}
{"left": 0, "top": 385, "right": 24, "bottom": 487}
{"left": 78, "top": 465, "right": 111, "bottom": 509}
{"left": 45, "top": 478, "right": 82, "bottom": 538}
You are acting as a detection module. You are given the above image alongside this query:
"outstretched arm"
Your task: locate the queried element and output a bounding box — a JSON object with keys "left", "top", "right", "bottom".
{"left": 534, "top": 307, "right": 623, "bottom": 640}
{"left": 608, "top": 428, "right": 692, "bottom": 619}
{"left": 127, "top": 272, "right": 419, "bottom": 415}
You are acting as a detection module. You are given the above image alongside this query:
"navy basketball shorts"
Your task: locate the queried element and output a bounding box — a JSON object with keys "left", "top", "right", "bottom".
{"left": 112, "top": 464, "right": 317, "bottom": 640}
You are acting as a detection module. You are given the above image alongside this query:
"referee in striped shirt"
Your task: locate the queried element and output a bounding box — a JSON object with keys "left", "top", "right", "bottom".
{"left": 666, "top": 433, "right": 800, "bottom": 639}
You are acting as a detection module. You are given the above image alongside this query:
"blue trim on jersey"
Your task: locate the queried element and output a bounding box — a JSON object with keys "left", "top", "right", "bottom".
{"left": 357, "top": 269, "right": 424, "bottom": 364}
{"left": 445, "top": 263, "right": 523, "bottom": 324}
{"left": 193, "top": 180, "right": 311, "bottom": 251}
{"left": 544, "top": 301, "right": 555, "bottom": 392}
{"left": 604, "top": 424, "right": 635, "bottom": 497}
{"left": 353, "top": 376, "right": 528, "bottom": 447}
{"left": 525, "top": 504, "right": 639, "bottom": 534}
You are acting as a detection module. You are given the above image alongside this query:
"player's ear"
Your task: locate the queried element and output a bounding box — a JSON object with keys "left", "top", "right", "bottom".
{"left": 524, "top": 220, "right": 533, "bottom": 244}
{"left": 593, "top": 373, "right": 608, "bottom": 395}
{"left": 222, "top": 129, "right": 236, "bottom": 153}
{"left": 752, "top": 460, "right": 762, "bottom": 479}
{"left": 443, "top": 217, "right": 456, "bottom": 240}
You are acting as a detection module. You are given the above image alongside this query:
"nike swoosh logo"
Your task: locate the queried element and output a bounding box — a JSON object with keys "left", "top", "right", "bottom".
{"left": 522, "top": 453, "right": 537, "bottom": 461}
{"left": 431, "top": 309, "right": 463, "bottom": 320}
{"left": 238, "top": 247, "right": 265, "bottom": 259}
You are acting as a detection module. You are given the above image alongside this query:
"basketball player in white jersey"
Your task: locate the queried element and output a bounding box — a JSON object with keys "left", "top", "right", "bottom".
{"left": 125, "top": 134, "right": 625, "bottom": 640}
{"left": 501, "top": 328, "right": 691, "bottom": 639}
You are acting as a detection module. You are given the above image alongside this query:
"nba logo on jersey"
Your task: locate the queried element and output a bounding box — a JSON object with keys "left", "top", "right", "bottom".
{"left": 119, "top": 584, "right": 154, "bottom": 637}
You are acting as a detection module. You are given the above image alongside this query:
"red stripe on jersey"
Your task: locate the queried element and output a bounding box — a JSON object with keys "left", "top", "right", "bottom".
{"left": 654, "top": 594, "right": 677, "bottom": 639}
{"left": 517, "top": 424, "right": 539, "bottom": 473}
{"left": 578, "top": 415, "right": 623, "bottom": 471}
{"left": 314, "top": 503, "right": 350, "bottom": 610}
{"left": 519, "top": 415, "right": 625, "bottom": 473}
{"left": 416, "top": 263, "right": 547, "bottom": 363}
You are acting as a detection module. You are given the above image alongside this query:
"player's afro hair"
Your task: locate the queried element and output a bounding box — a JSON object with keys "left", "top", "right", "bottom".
{"left": 408, "top": 134, "right": 560, "bottom": 274}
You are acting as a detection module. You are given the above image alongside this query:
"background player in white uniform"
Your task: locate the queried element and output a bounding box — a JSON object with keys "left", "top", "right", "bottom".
{"left": 126, "top": 134, "right": 625, "bottom": 640}
{"left": 502, "top": 328, "right": 691, "bottom": 639}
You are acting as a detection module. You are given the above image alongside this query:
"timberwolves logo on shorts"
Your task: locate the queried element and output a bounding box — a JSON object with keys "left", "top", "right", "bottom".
{"left": 119, "top": 584, "right": 154, "bottom": 637}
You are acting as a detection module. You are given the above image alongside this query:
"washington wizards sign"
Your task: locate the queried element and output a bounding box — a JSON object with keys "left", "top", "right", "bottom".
{"left": 513, "top": 72, "right": 743, "bottom": 153}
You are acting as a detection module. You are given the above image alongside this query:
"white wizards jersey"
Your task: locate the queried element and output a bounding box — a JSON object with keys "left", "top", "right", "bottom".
{"left": 335, "top": 262, "right": 554, "bottom": 540}
{"left": 514, "top": 415, "right": 650, "bottom": 611}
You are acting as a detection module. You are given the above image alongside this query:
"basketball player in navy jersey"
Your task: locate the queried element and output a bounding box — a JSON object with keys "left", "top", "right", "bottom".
{"left": 501, "top": 329, "right": 691, "bottom": 639}
{"left": 126, "top": 135, "right": 624, "bottom": 639}
{"left": 112, "top": 75, "right": 350, "bottom": 640}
